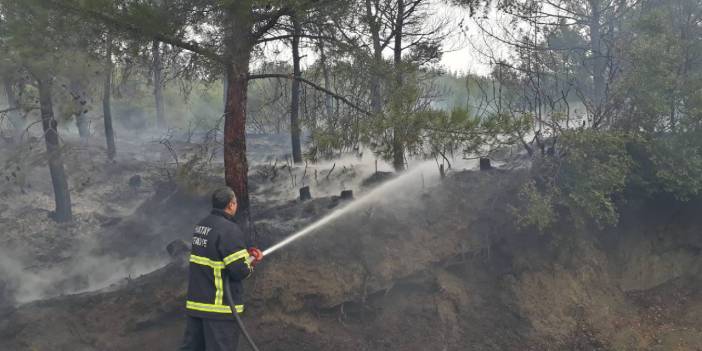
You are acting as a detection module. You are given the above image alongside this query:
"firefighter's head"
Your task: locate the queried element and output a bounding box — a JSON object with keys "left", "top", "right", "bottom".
{"left": 212, "top": 187, "right": 238, "bottom": 216}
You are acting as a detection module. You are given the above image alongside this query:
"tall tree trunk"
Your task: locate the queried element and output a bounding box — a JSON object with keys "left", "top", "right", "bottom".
{"left": 224, "top": 60, "right": 250, "bottom": 219}
{"left": 365, "top": 0, "right": 383, "bottom": 115}
{"left": 3, "top": 79, "right": 23, "bottom": 143}
{"left": 103, "top": 34, "right": 116, "bottom": 160}
{"left": 221, "top": 3, "right": 255, "bottom": 225}
{"left": 223, "top": 72, "right": 228, "bottom": 107}
{"left": 152, "top": 40, "right": 165, "bottom": 128}
{"left": 290, "top": 15, "right": 303, "bottom": 164}
{"left": 394, "top": 0, "right": 404, "bottom": 82}
{"left": 70, "top": 80, "right": 90, "bottom": 141}
{"left": 318, "top": 40, "right": 334, "bottom": 120}
{"left": 392, "top": 0, "right": 406, "bottom": 171}
{"left": 588, "top": 0, "right": 606, "bottom": 127}
{"left": 38, "top": 77, "right": 72, "bottom": 222}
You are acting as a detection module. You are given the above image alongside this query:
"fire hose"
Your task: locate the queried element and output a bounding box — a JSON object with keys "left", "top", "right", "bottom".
{"left": 224, "top": 273, "right": 261, "bottom": 351}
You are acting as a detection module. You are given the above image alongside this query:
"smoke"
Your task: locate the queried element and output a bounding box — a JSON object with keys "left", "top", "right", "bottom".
{"left": 0, "top": 241, "right": 168, "bottom": 305}
{"left": 0, "top": 108, "right": 486, "bottom": 307}
{"left": 0, "top": 140, "right": 174, "bottom": 306}
{"left": 258, "top": 154, "right": 489, "bottom": 259}
{"left": 250, "top": 153, "right": 383, "bottom": 203}
{"left": 250, "top": 150, "right": 482, "bottom": 207}
{"left": 262, "top": 160, "right": 439, "bottom": 255}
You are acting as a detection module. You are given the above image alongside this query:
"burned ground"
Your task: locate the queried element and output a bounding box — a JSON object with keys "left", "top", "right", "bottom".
{"left": 1, "top": 139, "right": 702, "bottom": 351}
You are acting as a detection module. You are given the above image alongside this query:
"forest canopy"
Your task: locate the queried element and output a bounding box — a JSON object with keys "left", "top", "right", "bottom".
{"left": 0, "top": 0, "right": 701, "bottom": 230}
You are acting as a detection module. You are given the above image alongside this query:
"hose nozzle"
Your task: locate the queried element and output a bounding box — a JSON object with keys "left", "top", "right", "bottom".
{"left": 247, "top": 247, "right": 263, "bottom": 265}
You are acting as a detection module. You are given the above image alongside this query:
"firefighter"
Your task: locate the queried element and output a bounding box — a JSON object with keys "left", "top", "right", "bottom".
{"left": 179, "top": 187, "right": 263, "bottom": 351}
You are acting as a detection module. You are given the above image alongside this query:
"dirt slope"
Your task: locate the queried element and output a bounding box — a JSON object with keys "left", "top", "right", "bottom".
{"left": 1, "top": 169, "right": 702, "bottom": 351}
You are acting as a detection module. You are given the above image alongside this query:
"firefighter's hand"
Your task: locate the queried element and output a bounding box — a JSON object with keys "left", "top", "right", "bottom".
{"left": 248, "top": 247, "right": 263, "bottom": 266}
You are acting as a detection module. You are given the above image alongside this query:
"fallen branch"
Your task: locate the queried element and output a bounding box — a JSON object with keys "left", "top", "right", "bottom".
{"left": 325, "top": 163, "right": 336, "bottom": 180}
{"left": 0, "top": 106, "right": 21, "bottom": 114}
{"left": 301, "top": 160, "right": 308, "bottom": 186}
{"left": 248, "top": 73, "right": 371, "bottom": 116}
{"left": 285, "top": 156, "right": 296, "bottom": 188}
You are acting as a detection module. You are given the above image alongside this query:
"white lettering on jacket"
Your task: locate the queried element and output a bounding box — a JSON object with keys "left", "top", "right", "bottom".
{"left": 192, "top": 236, "right": 208, "bottom": 247}
{"left": 194, "top": 225, "right": 212, "bottom": 236}
{"left": 192, "top": 225, "right": 212, "bottom": 247}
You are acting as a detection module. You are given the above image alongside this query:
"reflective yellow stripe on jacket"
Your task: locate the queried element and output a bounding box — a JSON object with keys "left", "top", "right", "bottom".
{"left": 187, "top": 252, "right": 249, "bottom": 314}
{"left": 189, "top": 255, "right": 224, "bottom": 268}
{"left": 186, "top": 301, "right": 244, "bottom": 314}
{"left": 224, "top": 249, "right": 251, "bottom": 271}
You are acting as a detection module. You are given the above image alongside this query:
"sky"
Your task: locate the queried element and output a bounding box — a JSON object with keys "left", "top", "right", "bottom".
{"left": 435, "top": 3, "right": 512, "bottom": 76}
{"left": 434, "top": 3, "right": 492, "bottom": 76}
{"left": 258, "top": 2, "right": 504, "bottom": 77}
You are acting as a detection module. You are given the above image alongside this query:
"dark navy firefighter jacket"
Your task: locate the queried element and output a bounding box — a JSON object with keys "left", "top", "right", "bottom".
{"left": 185, "top": 208, "right": 252, "bottom": 319}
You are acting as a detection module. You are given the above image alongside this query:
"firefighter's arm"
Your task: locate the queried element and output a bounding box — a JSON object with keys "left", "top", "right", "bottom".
{"left": 218, "top": 229, "right": 253, "bottom": 281}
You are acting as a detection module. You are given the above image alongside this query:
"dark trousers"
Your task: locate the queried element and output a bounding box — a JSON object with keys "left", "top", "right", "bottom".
{"left": 179, "top": 316, "right": 240, "bottom": 351}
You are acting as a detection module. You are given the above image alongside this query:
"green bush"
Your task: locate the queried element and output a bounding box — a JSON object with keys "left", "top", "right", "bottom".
{"left": 515, "top": 130, "right": 634, "bottom": 230}
{"left": 515, "top": 128, "right": 702, "bottom": 232}
{"left": 647, "top": 132, "right": 702, "bottom": 201}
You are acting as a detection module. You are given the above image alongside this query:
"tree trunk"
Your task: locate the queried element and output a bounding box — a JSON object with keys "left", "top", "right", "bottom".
{"left": 224, "top": 60, "right": 251, "bottom": 218}
{"left": 391, "top": 136, "right": 404, "bottom": 170}
{"left": 392, "top": 0, "right": 406, "bottom": 171}
{"left": 222, "top": 72, "right": 228, "bottom": 107}
{"left": 70, "top": 80, "right": 90, "bottom": 141}
{"left": 588, "top": 0, "right": 606, "bottom": 127}
{"left": 152, "top": 40, "right": 165, "bottom": 128}
{"left": 3, "top": 79, "right": 23, "bottom": 143}
{"left": 365, "top": 0, "right": 383, "bottom": 115}
{"left": 318, "top": 40, "right": 334, "bottom": 119}
{"left": 221, "top": 2, "right": 256, "bottom": 227}
{"left": 38, "top": 77, "right": 72, "bottom": 222}
{"left": 103, "top": 34, "right": 116, "bottom": 160}
{"left": 290, "top": 15, "right": 303, "bottom": 164}
{"left": 394, "top": 0, "right": 404, "bottom": 79}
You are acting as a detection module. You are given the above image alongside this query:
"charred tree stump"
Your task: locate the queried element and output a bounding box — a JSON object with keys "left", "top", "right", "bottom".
{"left": 299, "top": 186, "right": 312, "bottom": 201}
{"left": 166, "top": 239, "right": 189, "bottom": 261}
{"left": 340, "top": 190, "right": 353, "bottom": 200}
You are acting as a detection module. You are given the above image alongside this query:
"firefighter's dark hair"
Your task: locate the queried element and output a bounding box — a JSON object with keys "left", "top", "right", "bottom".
{"left": 212, "top": 187, "right": 237, "bottom": 209}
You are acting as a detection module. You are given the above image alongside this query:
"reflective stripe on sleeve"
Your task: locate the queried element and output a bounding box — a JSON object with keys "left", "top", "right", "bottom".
{"left": 223, "top": 249, "right": 250, "bottom": 266}
{"left": 186, "top": 300, "right": 244, "bottom": 314}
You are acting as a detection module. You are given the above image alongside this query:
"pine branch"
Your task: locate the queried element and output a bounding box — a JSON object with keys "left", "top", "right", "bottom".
{"left": 46, "top": 0, "right": 224, "bottom": 64}
{"left": 248, "top": 73, "right": 371, "bottom": 116}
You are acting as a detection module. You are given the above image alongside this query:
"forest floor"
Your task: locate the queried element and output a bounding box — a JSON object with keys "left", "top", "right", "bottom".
{"left": 1, "top": 132, "right": 702, "bottom": 351}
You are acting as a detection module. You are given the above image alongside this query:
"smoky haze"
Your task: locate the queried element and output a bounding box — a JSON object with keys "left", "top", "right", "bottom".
{"left": 3, "top": 1, "right": 702, "bottom": 350}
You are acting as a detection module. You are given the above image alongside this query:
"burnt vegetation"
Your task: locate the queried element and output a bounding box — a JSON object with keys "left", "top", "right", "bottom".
{"left": 2, "top": 0, "right": 702, "bottom": 350}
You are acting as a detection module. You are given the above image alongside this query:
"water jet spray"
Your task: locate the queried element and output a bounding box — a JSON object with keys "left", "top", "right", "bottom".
{"left": 260, "top": 161, "right": 437, "bottom": 258}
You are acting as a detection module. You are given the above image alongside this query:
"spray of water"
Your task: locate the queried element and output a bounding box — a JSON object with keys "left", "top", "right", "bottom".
{"left": 262, "top": 161, "right": 438, "bottom": 257}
